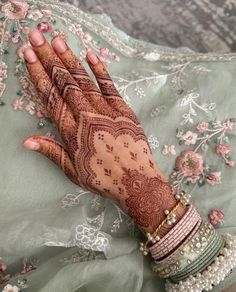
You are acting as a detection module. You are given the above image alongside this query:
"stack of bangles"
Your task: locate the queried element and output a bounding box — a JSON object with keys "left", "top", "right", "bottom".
{"left": 139, "top": 191, "right": 236, "bottom": 291}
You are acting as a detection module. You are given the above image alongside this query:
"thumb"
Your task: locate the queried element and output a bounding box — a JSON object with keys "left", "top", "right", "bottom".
{"left": 22, "top": 136, "right": 80, "bottom": 186}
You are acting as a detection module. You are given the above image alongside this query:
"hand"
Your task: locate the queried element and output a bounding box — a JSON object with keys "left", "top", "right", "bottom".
{"left": 23, "top": 30, "right": 183, "bottom": 233}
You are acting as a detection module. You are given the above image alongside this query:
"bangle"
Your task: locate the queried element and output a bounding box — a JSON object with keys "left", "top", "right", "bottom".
{"left": 150, "top": 205, "right": 201, "bottom": 261}
{"left": 152, "top": 218, "right": 203, "bottom": 278}
{"left": 140, "top": 191, "right": 191, "bottom": 256}
{"left": 170, "top": 229, "right": 224, "bottom": 282}
{"left": 165, "top": 233, "right": 236, "bottom": 292}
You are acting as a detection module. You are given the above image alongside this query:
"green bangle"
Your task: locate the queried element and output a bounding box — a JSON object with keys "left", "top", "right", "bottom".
{"left": 171, "top": 232, "right": 224, "bottom": 283}
{"left": 171, "top": 232, "right": 223, "bottom": 282}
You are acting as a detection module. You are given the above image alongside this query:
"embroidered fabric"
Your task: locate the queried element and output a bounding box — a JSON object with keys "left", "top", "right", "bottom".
{"left": 0, "top": 1, "right": 236, "bottom": 291}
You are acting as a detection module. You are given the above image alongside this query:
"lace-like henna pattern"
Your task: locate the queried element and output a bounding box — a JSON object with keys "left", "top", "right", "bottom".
{"left": 24, "top": 31, "right": 180, "bottom": 232}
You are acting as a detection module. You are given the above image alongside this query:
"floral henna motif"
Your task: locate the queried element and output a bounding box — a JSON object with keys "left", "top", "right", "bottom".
{"left": 121, "top": 169, "right": 177, "bottom": 230}
{"left": 23, "top": 30, "right": 181, "bottom": 233}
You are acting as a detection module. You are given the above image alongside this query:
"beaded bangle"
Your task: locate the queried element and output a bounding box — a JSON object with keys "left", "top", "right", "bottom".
{"left": 150, "top": 205, "right": 201, "bottom": 261}
{"left": 165, "top": 234, "right": 236, "bottom": 292}
{"left": 140, "top": 191, "right": 191, "bottom": 256}
{"left": 153, "top": 221, "right": 215, "bottom": 278}
{"left": 170, "top": 230, "right": 224, "bottom": 282}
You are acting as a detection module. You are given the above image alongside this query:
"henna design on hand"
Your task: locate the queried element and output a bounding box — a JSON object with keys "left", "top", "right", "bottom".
{"left": 23, "top": 30, "right": 181, "bottom": 232}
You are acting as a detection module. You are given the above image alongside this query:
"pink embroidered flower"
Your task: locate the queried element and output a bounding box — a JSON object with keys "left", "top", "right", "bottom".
{"left": 208, "top": 209, "right": 224, "bottom": 227}
{"left": 206, "top": 172, "right": 221, "bottom": 186}
{"left": 27, "top": 9, "right": 43, "bottom": 21}
{"left": 0, "top": 260, "right": 7, "bottom": 272}
{"left": 100, "top": 47, "right": 110, "bottom": 57}
{"left": 41, "top": 9, "right": 52, "bottom": 18}
{"left": 1, "top": 0, "right": 29, "bottom": 20}
{"left": 215, "top": 144, "right": 230, "bottom": 156}
{"left": 226, "top": 160, "right": 235, "bottom": 168}
{"left": 182, "top": 131, "right": 198, "bottom": 146}
{"left": 223, "top": 119, "right": 234, "bottom": 131}
{"left": 175, "top": 150, "right": 204, "bottom": 177}
{"left": 197, "top": 121, "right": 209, "bottom": 132}
{"left": 37, "top": 22, "right": 52, "bottom": 33}
{"left": 11, "top": 98, "right": 24, "bottom": 110}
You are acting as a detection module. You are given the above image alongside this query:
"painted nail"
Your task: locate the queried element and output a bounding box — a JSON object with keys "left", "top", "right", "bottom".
{"left": 87, "top": 51, "right": 99, "bottom": 65}
{"left": 29, "top": 29, "right": 45, "bottom": 46}
{"left": 23, "top": 139, "right": 40, "bottom": 151}
{"left": 23, "top": 48, "right": 38, "bottom": 63}
{"left": 52, "top": 37, "right": 67, "bottom": 53}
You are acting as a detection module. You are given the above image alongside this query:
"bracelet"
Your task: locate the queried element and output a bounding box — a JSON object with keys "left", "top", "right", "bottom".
{"left": 170, "top": 229, "right": 224, "bottom": 282}
{"left": 153, "top": 222, "right": 214, "bottom": 277}
{"left": 140, "top": 191, "right": 191, "bottom": 256}
{"left": 165, "top": 234, "right": 236, "bottom": 292}
{"left": 150, "top": 205, "right": 201, "bottom": 261}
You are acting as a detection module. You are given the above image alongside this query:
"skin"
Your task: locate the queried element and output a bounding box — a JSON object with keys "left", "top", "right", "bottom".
{"left": 23, "top": 29, "right": 186, "bottom": 234}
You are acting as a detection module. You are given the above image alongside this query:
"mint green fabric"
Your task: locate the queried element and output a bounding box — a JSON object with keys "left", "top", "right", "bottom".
{"left": 0, "top": 1, "right": 236, "bottom": 291}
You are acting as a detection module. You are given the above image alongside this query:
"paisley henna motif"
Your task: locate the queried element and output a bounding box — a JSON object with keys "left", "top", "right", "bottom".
{"left": 23, "top": 30, "right": 181, "bottom": 232}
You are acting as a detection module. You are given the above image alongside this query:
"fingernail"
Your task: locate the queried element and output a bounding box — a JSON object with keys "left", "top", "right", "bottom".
{"left": 87, "top": 51, "right": 99, "bottom": 65}
{"left": 23, "top": 139, "right": 40, "bottom": 151}
{"left": 29, "top": 29, "right": 45, "bottom": 46}
{"left": 23, "top": 48, "right": 38, "bottom": 63}
{"left": 52, "top": 37, "right": 67, "bottom": 53}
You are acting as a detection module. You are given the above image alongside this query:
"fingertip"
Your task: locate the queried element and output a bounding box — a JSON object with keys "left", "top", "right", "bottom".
{"left": 87, "top": 51, "right": 99, "bottom": 65}
{"left": 22, "top": 137, "right": 40, "bottom": 151}
{"left": 23, "top": 48, "right": 38, "bottom": 63}
{"left": 51, "top": 36, "right": 68, "bottom": 54}
{"left": 28, "top": 29, "right": 45, "bottom": 47}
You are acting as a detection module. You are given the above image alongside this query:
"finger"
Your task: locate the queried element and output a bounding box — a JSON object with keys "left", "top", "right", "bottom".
{"left": 51, "top": 37, "right": 99, "bottom": 93}
{"left": 51, "top": 37, "right": 115, "bottom": 116}
{"left": 24, "top": 48, "right": 77, "bottom": 146}
{"left": 28, "top": 29, "right": 96, "bottom": 120}
{"left": 22, "top": 136, "right": 80, "bottom": 186}
{"left": 86, "top": 52, "right": 139, "bottom": 124}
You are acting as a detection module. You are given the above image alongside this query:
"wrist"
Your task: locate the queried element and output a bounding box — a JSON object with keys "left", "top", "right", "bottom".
{"left": 119, "top": 168, "right": 180, "bottom": 234}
